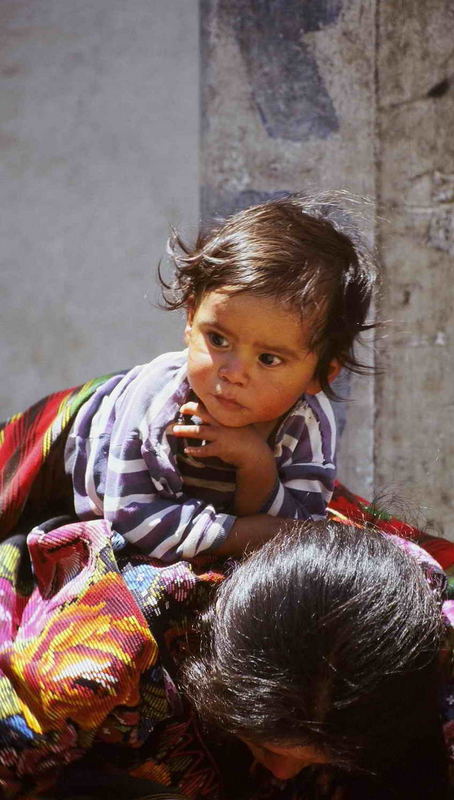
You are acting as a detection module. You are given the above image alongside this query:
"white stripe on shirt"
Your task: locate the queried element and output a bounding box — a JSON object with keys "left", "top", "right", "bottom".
{"left": 317, "top": 392, "right": 337, "bottom": 459}
{"left": 306, "top": 408, "right": 324, "bottom": 464}
{"left": 108, "top": 452, "right": 148, "bottom": 474}
{"left": 123, "top": 503, "right": 179, "bottom": 543}
{"left": 85, "top": 440, "right": 104, "bottom": 515}
{"left": 177, "top": 514, "right": 231, "bottom": 558}
{"left": 284, "top": 478, "right": 333, "bottom": 501}
{"left": 267, "top": 482, "right": 286, "bottom": 516}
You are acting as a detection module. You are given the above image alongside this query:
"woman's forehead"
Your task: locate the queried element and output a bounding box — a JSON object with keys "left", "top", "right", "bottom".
{"left": 242, "top": 736, "right": 329, "bottom": 763}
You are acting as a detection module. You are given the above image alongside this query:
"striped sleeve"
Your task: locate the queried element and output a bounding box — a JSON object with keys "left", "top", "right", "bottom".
{"left": 103, "top": 435, "right": 235, "bottom": 562}
{"left": 261, "top": 392, "right": 337, "bottom": 520}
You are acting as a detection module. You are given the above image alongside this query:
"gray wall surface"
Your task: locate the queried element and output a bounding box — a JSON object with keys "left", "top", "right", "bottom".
{"left": 375, "top": 1, "right": 454, "bottom": 538}
{"left": 1, "top": 2, "right": 453, "bottom": 537}
{"left": 1, "top": 0, "right": 199, "bottom": 415}
{"left": 199, "top": 0, "right": 454, "bottom": 538}
{"left": 200, "top": 0, "right": 376, "bottom": 496}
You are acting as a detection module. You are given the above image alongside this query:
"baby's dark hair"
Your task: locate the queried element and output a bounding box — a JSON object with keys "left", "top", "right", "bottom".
{"left": 183, "top": 522, "right": 448, "bottom": 794}
{"left": 161, "top": 193, "right": 378, "bottom": 398}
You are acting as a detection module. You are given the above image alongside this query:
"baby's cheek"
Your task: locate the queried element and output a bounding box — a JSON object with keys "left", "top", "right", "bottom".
{"left": 187, "top": 354, "right": 213, "bottom": 385}
{"left": 258, "top": 385, "right": 297, "bottom": 417}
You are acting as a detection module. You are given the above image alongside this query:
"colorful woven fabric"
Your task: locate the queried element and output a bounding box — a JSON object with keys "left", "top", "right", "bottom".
{"left": 0, "top": 377, "right": 112, "bottom": 539}
{"left": 0, "top": 519, "right": 223, "bottom": 799}
{"left": 0, "top": 519, "right": 453, "bottom": 799}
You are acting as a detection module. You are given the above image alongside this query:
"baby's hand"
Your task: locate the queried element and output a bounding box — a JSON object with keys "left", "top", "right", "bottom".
{"left": 169, "top": 401, "right": 271, "bottom": 468}
{"left": 171, "top": 401, "right": 278, "bottom": 516}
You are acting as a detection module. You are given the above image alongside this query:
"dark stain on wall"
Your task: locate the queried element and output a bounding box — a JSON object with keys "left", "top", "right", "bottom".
{"left": 224, "top": 0, "right": 342, "bottom": 141}
{"left": 426, "top": 77, "right": 450, "bottom": 98}
{"left": 200, "top": 187, "right": 289, "bottom": 223}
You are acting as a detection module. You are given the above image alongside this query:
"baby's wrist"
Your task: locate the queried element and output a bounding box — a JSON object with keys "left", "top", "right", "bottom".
{"left": 235, "top": 441, "right": 274, "bottom": 471}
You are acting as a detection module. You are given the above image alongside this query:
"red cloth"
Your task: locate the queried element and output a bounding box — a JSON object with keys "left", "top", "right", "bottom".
{"left": 329, "top": 481, "right": 454, "bottom": 570}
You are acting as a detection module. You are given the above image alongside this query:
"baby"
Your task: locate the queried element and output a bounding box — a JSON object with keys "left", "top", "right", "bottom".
{"left": 66, "top": 194, "right": 377, "bottom": 560}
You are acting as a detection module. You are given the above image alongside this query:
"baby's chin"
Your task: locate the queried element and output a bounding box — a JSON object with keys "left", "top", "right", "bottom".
{"left": 210, "top": 408, "right": 279, "bottom": 437}
{"left": 210, "top": 412, "right": 251, "bottom": 428}
{"left": 212, "top": 412, "right": 257, "bottom": 429}
{"left": 204, "top": 397, "right": 249, "bottom": 424}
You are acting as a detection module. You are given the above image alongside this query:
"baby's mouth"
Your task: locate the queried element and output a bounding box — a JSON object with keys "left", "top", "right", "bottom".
{"left": 212, "top": 393, "right": 244, "bottom": 409}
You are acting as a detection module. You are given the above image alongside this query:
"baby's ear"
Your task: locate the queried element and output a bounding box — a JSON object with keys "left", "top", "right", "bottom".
{"left": 327, "top": 359, "right": 341, "bottom": 383}
{"left": 305, "top": 359, "right": 341, "bottom": 395}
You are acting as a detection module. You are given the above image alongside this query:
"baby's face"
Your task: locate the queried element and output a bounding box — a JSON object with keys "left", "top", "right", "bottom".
{"left": 185, "top": 289, "right": 336, "bottom": 433}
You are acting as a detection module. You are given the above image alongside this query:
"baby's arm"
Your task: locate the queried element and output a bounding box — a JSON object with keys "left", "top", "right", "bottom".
{"left": 172, "top": 397, "right": 336, "bottom": 522}
{"left": 171, "top": 401, "right": 279, "bottom": 515}
{"left": 103, "top": 432, "right": 283, "bottom": 560}
{"left": 102, "top": 396, "right": 335, "bottom": 560}
{"left": 214, "top": 513, "right": 286, "bottom": 557}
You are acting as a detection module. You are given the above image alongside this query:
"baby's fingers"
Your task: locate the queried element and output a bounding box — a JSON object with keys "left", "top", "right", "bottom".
{"left": 183, "top": 441, "right": 218, "bottom": 458}
{"left": 171, "top": 423, "right": 214, "bottom": 440}
{"left": 179, "top": 401, "right": 216, "bottom": 424}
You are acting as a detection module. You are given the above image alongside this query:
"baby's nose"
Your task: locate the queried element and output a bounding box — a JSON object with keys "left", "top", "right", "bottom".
{"left": 218, "top": 354, "right": 248, "bottom": 384}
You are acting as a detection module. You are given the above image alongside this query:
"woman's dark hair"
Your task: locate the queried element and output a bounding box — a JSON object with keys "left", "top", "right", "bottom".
{"left": 183, "top": 522, "right": 448, "bottom": 793}
{"left": 160, "top": 193, "right": 378, "bottom": 399}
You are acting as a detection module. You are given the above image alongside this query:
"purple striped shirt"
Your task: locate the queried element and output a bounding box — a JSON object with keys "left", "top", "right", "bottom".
{"left": 67, "top": 350, "right": 337, "bottom": 561}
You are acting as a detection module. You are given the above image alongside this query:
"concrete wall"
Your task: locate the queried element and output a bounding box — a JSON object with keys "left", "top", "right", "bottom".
{"left": 200, "top": 0, "right": 376, "bottom": 497}
{"left": 0, "top": 0, "right": 199, "bottom": 416}
{"left": 200, "top": 0, "right": 453, "bottom": 537}
{"left": 375, "top": 1, "right": 454, "bottom": 538}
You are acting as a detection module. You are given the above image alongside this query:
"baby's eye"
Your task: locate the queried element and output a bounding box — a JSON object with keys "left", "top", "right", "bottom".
{"left": 259, "top": 353, "right": 283, "bottom": 367}
{"left": 207, "top": 331, "right": 228, "bottom": 348}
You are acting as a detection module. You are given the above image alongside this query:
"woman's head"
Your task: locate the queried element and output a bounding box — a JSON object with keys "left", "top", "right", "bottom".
{"left": 162, "top": 193, "right": 378, "bottom": 398}
{"left": 183, "top": 522, "right": 445, "bottom": 779}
